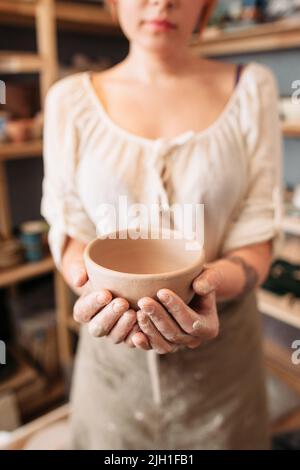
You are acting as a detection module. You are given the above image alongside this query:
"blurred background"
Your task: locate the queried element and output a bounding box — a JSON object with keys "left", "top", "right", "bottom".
{"left": 0, "top": 0, "right": 300, "bottom": 450}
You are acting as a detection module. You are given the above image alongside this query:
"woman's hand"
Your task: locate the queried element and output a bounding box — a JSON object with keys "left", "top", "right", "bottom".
{"left": 64, "top": 240, "right": 150, "bottom": 349}
{"left": 73, "top": 285, "right": 139, "bottom": 345}
{"left": 134, "top": 266, "right": 221, "bottom": 354}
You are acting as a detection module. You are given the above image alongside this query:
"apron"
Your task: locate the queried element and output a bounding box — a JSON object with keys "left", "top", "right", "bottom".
{"left": 69, "top": 290, "right": 270, "bottom": 450}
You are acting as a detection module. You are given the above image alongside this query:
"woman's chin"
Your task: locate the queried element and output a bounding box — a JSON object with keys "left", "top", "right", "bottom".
{"left": 139, "top": 36, "right": 181, "bottom": 54}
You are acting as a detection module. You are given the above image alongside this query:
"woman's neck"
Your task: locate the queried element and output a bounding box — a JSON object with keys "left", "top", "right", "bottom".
{"left": 122, "top": 42, "right": 198, "bottom": 85}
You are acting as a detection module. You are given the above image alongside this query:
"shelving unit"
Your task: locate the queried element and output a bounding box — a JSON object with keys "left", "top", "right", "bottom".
{"left": 0, "top": 0, "right": 58, "bottom": 240}
{"left": 0, "top": 0, "right": 123, "bottom": 381}
{"left": 191, "top": 17, "right": 300, "bottom": 56}
{"left": 192, "top": 13, "right": 300, "bottom": 435}
{"left": 0, "top": 0, "right": 120, "bottom": 35}
{"left": 0, "top": 0, "right": 71, "bottom": 419}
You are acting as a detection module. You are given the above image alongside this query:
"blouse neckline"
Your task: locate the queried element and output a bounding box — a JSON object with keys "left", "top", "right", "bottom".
{"left": 82, "top": 62, "right": 253, "bottom": 147}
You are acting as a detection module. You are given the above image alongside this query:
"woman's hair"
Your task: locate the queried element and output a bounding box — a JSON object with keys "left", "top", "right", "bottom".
{"left": 197, "top": 0, "right": 217, "bottom": 36}
{"left": 105, "top": 0, "right": 217, "bottom": 38}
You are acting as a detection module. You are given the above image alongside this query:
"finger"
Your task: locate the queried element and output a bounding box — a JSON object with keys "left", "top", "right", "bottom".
{"left": 125, "top": 324, "right": 142, "bottom": 348}
{"left": 108, "top": 309, "right": 137, "bottom": 344}
{"left": 125, "top": 325, "right": 151, "bottom": 350}
{"left": 189, "top": 292, "right": 220, "bottom": 340}
{"left": 187, "top": 338, "right": 202, "bottom": 349}
{"left": 137, "top": 309, "right": 178, "bottom": 354}
{"left": 192, "top": 266, "right": 222, "bottom": 296}
{"left": 190, "top": 289, "right": 216, "bottom": 313}
{"left": 73, "top": 289, "right": 112, "bottom": 323}
{"left": 156, "top": 289, "right": 201, "bottom": 334}
{"left": 88, "top": 297, "right": 129, "bottom": 337}
{"left": 137, "top": 297, "right": 191, "bottom": 345}
{"left": 157, "top": 289, "right": 219, "bottom": 339}
{"left": 69, "top": 259, "right": 88, "bottom": 288}
{"left": 131, "top": 332, "right": 152, "bottom": 351}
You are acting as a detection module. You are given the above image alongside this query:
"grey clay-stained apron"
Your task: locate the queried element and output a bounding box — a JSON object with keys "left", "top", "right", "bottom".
{"left": 69, "top": 290, "right": 270, "bottom": 450}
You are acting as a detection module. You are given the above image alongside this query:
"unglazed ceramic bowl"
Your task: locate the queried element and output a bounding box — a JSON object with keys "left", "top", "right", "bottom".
{"left": 84, "top": 228, "right": 205, "bottom": 309}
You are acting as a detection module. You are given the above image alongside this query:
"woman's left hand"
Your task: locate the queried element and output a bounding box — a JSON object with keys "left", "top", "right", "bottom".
{"left": 133, "top": 267, "right": 221, "bottom": 354}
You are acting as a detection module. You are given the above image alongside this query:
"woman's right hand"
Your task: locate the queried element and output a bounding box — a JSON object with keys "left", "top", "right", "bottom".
{"left": 68, "top": 253, "right": 150, "bottom": 349}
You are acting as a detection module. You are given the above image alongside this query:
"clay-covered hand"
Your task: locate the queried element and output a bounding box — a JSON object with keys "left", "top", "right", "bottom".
{"left": 70, "top": 258, "right": 149, "bottom": 348}
{"left": 134, "top": 266, "right": 221, "bottom": 354}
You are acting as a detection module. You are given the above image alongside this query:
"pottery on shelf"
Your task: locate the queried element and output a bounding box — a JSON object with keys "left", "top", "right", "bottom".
{"left": 84, "top": 228, "right": 205, "bottom": 310}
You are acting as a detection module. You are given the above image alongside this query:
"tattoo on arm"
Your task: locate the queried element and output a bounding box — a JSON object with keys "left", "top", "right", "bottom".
{"left": 225, "top": 255, "right": 259, "bottom": 301}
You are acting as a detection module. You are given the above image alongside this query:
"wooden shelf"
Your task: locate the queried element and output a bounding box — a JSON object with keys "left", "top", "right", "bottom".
{"left": 0, "top": 51, "right": 43, "bottom": 73}
{"left": 0, "top": 254, "right": 55, "bottom": 288}
{"left": 0, "top": 140, "right": 43, "bottom": 161}
{"left": 191, "top": 18, "right": 300, "bottom": 56}
{"left": 0, "top": 1, "right": 121, "bottom": 35}
{"left": 282, "top": 122, "right": 300, "bottom": 138}
{"left": 0, "top": 0, "right": 37, "bottom": 20}
{"left": 282, "top": 216, "right": 300, "bottom": 237}
{"left": 0, "top": 348, "right": 38, "bottom": 395}
{"left": 258, "top": 289, "right": 300, "bottom": 330}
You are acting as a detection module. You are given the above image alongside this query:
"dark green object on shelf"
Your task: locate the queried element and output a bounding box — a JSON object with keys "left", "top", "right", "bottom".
{"left": 262, "top": 259, "right": 300, "bottom": 298}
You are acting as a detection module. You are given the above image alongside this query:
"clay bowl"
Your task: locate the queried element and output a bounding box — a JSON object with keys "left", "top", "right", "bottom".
{"left": 84, "top": 228, "right": 205, "bottom": 310}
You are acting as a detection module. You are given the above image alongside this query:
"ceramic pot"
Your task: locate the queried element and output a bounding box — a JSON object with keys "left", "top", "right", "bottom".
{"left": 84, "top": 228, "right": 205, "bottom": 310}
{"left": 6, "top": 118, "right": 33, "bottom": 143}
{"left": 19, "top": 219, "right": 49, "bottom": 262}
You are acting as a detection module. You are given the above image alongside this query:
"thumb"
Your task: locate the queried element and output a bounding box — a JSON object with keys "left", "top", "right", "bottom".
{"left": 192, "top": 266, "right": 221, "bottom": 296}
{"left": 69, "top": 258, "right": 88, "bottom": 288}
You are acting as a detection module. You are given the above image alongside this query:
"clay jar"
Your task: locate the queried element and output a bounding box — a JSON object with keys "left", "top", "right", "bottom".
{"left": 84, "top": 228, "right": 205, "bottom": 310}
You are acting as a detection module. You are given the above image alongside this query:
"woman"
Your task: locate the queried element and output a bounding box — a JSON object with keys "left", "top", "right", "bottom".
{"left": 41, "top": 0, "right": 282, "bottom": 450}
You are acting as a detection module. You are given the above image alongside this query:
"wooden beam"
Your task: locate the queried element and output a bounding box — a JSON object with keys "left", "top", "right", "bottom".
{"left": 0, "top": 161, "right": 12, "bottom": 239}
{"left": 36, "top": 0, "right": 58, "bottom": 105}
{"left": 54, "top": 270, "right": 74, "bottom": 371}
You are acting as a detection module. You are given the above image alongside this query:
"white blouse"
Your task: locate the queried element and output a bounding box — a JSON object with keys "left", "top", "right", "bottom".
{"left": 41, "top": 62, "right": 283, "bottom": 269}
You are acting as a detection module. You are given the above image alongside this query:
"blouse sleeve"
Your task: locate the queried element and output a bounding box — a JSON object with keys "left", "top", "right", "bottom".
{"left": 40, "top": 79, "right": 96, "bottom": 269}
{"left": 220, "top": 64, "right": 284, "bottom": 258}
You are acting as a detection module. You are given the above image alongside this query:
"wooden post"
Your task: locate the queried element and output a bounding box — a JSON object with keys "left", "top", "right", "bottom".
{"left": 54, "top": 269, "right": 74, "bottom": 372}
{"left": 35, "top": 0, "right": 58, "bottom": 107}
{"left": 0, "top": 161, "right": 12, "bottom": 239}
